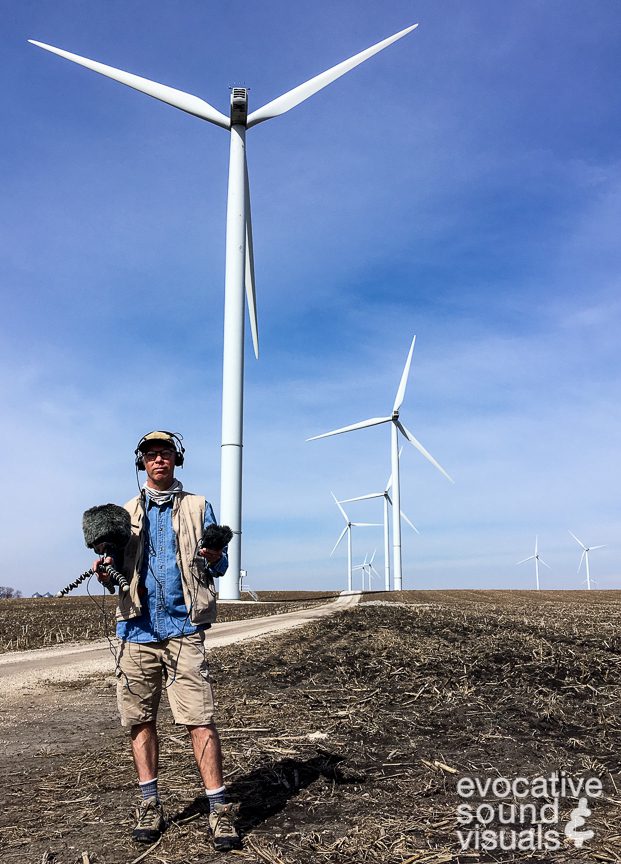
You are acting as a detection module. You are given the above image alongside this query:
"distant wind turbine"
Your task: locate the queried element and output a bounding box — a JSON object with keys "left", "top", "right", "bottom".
{"left": 569, "top": 531, "right": 605, "bottom": 590}
{"left": 29, "top": 24, "right": 418, "bottom": 600}
{"left": 353, "top": 550, "right": 381, "bottom": 591}
{"left": 352, "top": 553, "right": 369, "bottom": 592}
{"left": 517, "top": 536, "right": 550, "bottom": 591}
{"left": 341, "top": 451, "right": 418, "bottom": 591}
{"left": 308, "top": 336, "right": 452, "bottom": 591}
{"left": 331, "top": 493, "right": 381, "bottom": 592}
{"left": 365, "top": 549, "right": 381, "bottom": 590}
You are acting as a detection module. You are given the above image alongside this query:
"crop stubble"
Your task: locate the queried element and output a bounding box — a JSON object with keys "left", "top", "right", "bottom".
{"left": 1, "top": 590, "right": 620, "bottom": 863}
{"left": 0, "top": 592, "right": 336, "bottom": 653}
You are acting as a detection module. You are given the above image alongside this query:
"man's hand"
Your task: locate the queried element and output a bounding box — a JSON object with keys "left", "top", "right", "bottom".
{"left": 198, "top": 547, "right": 222, "bottom": 565}
{"left": 93, "top": 555, "right": 114, "bottom": 584}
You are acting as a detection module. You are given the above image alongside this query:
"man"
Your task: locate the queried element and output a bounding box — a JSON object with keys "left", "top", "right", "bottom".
{"left": 95, "top": 430, "right": 240, "bottom": 851}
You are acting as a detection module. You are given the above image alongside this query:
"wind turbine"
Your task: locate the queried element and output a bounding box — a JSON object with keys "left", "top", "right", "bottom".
{"left": 353, "top": 549, "right": 381, "bottom": 591}
{"left": 341, "top": 452, "right": 418, "bottom": 591}
{"left": 366, "top": 549, "right": 381, "bottom": 590}
{"left": 331, "top": 493, "right": 381, "bottom": 592}
{"left": 569, "top": 531, "right": 605, "bottom": 590}
{"left": 308, "top": 336, "right": 452, "bottom": 591}
{"left": 29, "top": 24, "right": 419, "bottom": 600}
{"left": 517, "top": 536, "right": 550, "bottom": 591}
{"left": 352, "top": 553, "right": 369, "bottom": 591}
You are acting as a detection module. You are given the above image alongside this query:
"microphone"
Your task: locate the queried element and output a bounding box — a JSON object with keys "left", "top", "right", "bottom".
{"left": 56, "top": 504, "right": 133, "bottom": 597}
{"left": 197, "top": 524, "right": 233, "bottom": 579}
{"left": 200, "top": 524, "right": 233, "bottom": 552}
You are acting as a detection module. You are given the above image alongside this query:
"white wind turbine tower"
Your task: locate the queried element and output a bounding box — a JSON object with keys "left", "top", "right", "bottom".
{"left": 331, "top": 494, "right": 381, "bottom": 593}
{"left": 569, "top": 531, "right": 605, "bottom": 590}
{"left": 308, "top": 336, "right": 452, "bottom": 591}
{"left": 517, "top": 536, "right": 550, "bottom": 591}
{"left": 341, "top": 452, "right": 418, "bottom": 592}
{"left": 29, "top": 24, "right": 418, "bottom": 600}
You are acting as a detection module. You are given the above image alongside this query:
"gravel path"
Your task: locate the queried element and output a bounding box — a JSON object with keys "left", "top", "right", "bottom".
{"left": 0, "top": 593, "right": 359, "bottom": 696}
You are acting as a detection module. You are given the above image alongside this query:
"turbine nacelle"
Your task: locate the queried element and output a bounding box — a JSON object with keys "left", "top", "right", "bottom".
{"left": 230, "top": 88, "right": 248, "bottom": 125}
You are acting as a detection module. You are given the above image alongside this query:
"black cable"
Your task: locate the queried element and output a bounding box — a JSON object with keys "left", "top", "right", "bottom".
{"left": 126, "top": 492, "right": 216, "bottom": 690}
{"left": 84, "top": 571, "right": 132, "bottom": 688}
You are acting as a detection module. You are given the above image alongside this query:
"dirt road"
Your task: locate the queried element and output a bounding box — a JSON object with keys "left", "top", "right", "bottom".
{"left": 0, "top": 593, "right": 359, "bottom": 695}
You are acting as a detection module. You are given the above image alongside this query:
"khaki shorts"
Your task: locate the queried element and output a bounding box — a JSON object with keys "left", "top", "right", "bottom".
{"left": 116, "top": 631, "right": 216, "bottom": 727}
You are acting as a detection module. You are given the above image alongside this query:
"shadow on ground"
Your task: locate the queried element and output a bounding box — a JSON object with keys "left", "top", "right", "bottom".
{"left": 169, "top": 749, "right": 365, "bottom": 832}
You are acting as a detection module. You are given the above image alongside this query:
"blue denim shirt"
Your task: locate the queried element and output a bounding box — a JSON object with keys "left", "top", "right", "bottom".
{"left": 117, "top": 495, "right": 228, "bottom": 643}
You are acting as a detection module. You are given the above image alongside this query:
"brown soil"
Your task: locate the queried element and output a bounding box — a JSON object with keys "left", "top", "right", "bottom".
{"left": 1, "top": 591, "right": 620, "bottom": 863}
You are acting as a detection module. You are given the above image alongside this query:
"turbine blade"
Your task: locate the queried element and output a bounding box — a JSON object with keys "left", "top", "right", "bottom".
{"left": 396, "top": 420, "right": 454, "bottom": 482}
{"left": 539, "top": 557, "right": 551, "bottom": 569}
{"left": 330, "top": 525, "right": 348, "bottom": 556}
{"left": 578, "top": 549, "right": 586, "bottom": 573}
{"left": 369, "top": 549, "right": 376, "bottom": 564}
{"left": 568, "top": 530, "right": 586, "bottom": 550}
{"left": 590, "top": 545, "right": 606, "bottom": 551}
{"left": 340, "top": 492, "right": 384, "bottom": 503}
{"left": 370, "top": 565, "right": 381, "bottom": 579}
{"left": 516, "top": 555, "right": 535, "bottom": 565}
{"left": 385, "top": 492, "right": 393, "bottom": 505}
{"left": 400, "top": 510, "right": 420, "bottom": 534}
{"left": 244, "top": 154, "right": 259, "bottom": 359}
{"left": 331, "top": 491, "right": 349, "bottom": 523}
{"left": 247, "top": 24, "right": 418, "bottom": 128}
{"left": 307, "top": 416, "right": 391, "bottom": 441}
{"left": 393, "top": 335, "right": 416, "bottom": 412}
{"left": 351, "top": 522, "right": 383, "bottom": 527}
{"left": 28, "top": 40, "right": 230, "bottom": 128}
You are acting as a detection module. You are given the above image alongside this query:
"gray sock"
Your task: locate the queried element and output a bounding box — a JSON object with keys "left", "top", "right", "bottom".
{"left": 205, "top": 785, "right": 226, "bottom": 813}
{"left": 139, "top": 777, "right": 159, "bottom": 801}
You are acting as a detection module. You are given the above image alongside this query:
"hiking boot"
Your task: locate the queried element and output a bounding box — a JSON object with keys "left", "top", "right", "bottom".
{"left": 132, "top": 796, "right": 165, "bottom": 843}
{"left": 208, "top": 802, "right": 241, "bottom": 851}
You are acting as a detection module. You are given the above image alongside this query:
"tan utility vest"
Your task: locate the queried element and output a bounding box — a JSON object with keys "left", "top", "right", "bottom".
{"left": 117, "top": 491, "right": 217, "bottom": 626}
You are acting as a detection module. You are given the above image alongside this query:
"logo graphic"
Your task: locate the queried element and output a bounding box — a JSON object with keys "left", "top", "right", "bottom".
{"left": 455, "top": 773, "right": 600, "bottom": 853}
{"left": 564, "top": 797, "right": 594, "bottom": 848}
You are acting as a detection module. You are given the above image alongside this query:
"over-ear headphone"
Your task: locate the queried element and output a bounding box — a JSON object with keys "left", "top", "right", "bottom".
{"left": 134, "top": 430, "right": 185, "bottom": 470}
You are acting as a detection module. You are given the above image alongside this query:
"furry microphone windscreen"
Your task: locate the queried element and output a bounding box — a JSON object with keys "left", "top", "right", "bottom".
{"left": 201, "top": 524, "right": 234, "bottom": 551}
{"left": 83, "top": 504, "right": 132, "bottom": 550}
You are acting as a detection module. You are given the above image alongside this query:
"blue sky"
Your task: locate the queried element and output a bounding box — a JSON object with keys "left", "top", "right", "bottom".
{"left": 2, "top": 1, "right": 619, "bottom": 595}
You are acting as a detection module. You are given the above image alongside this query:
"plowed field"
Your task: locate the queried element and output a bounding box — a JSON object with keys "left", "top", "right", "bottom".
{"left": 1, "top": 590, "right": 620, "bottom": 863}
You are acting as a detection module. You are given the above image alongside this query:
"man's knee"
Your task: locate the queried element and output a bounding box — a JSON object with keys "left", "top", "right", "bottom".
{"left": 187, "top": 722, "right": 218, "bottom": 737}
{"left": 131, "top": 720, "right": 157, "bottom": 740}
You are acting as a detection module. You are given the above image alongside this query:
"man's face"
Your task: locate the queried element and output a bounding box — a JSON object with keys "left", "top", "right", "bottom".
{"left": 142, "top": 444, "right": 176, "bottom": 488}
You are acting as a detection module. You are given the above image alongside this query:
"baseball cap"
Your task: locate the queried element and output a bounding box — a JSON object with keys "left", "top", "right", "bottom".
{"left": 137, "top": 431, "right": 179, "bottom": 452}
